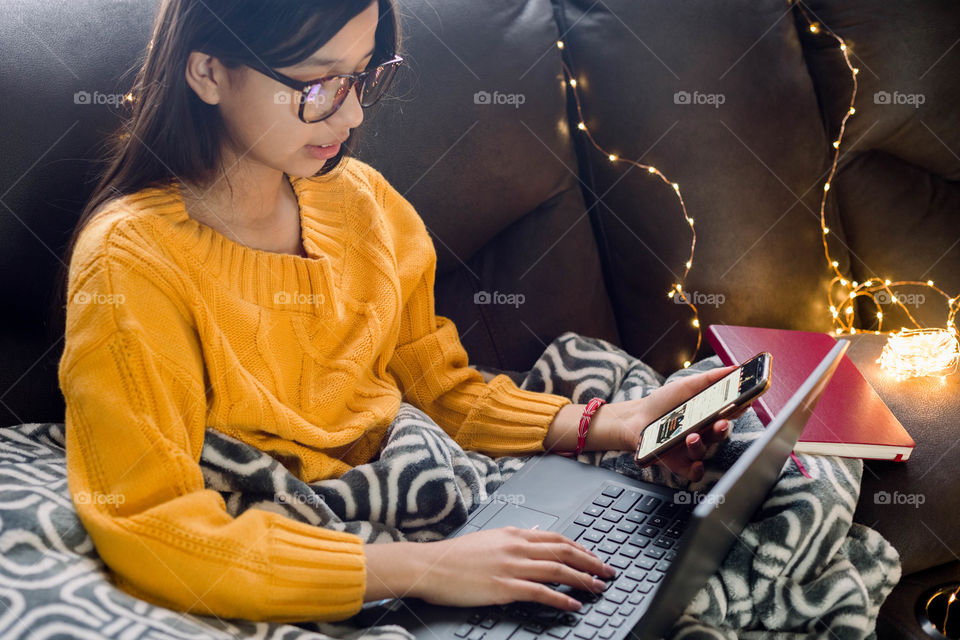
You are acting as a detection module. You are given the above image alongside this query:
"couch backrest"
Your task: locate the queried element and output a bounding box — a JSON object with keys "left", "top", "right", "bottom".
{"left": 1, "top": 0, "right": 957, "bottom": 426}
{"left": 553, "top": 0, "right": 959, "bottom": 371}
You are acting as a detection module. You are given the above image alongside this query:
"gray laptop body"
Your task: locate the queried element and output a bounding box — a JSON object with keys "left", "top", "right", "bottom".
{"left": 356, "top": 340, "right": 850, "bottom": 640}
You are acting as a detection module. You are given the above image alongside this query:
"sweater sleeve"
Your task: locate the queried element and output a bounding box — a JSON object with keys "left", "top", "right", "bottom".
{"left": 383, "top": 212, "right": 573, "bottom": 456}
{"left": 59, "top": 247, "right": 366, "bottom": 623}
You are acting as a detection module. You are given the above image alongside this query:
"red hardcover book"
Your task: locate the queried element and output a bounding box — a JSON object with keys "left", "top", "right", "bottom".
{"left": 706, "top": 325, "right": 915, "bottom": 461}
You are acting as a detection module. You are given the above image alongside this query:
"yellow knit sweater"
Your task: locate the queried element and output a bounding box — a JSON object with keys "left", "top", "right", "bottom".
{"left": 59, "top": 157, "right": 572, "bottom": 623}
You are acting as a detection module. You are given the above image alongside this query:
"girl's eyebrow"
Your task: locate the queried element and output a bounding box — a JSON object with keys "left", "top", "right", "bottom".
{"left": 300, "top": 46, "right": 376, "bottom": 68}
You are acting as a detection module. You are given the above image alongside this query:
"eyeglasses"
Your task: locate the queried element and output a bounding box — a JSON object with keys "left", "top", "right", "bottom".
{"left": 250, "top": 54, "right": 404, "bottom": 124}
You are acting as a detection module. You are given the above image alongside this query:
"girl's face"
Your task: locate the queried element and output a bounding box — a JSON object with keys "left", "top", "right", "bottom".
{"left": 186, "top": 0, "right": 380, "bottom": 178}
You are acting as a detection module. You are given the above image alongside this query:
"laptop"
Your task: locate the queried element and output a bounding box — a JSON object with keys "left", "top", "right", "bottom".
{"left": 355, "top": 340, "right": 851, "bottom": 640}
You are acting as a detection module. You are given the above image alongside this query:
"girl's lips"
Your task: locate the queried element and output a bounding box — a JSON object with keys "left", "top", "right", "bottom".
{"left": 305, "top": 143, "right": 341, "bottom": 160}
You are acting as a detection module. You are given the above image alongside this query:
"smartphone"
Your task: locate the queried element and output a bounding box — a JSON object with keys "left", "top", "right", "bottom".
{"left": 634, "top": 352, "right": 772, "bottom": 467}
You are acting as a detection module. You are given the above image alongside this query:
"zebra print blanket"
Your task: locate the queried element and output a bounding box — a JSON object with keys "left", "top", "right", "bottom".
{"left": 0, "top": 332, "right": 900, "bottom": 639}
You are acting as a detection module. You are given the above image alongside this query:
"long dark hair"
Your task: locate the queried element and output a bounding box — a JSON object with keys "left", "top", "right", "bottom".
{"left": 52, "top": 0, "right": 400, "bottom": 332}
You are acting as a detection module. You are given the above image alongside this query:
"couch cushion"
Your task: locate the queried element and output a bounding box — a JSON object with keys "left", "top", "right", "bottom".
{"left": 551, "top": 0, "right": 844, "bottom": 374}
{"left": 846, "top": 334, "right": 960, "bottom": 576}
{"left": 797, "top": 0, "right": 960, "bottom": 330}
{"left": 352, "top": 0, "right": 621, "bottom": 372}
{"left": 0, "top": 0, "right": 161, "bottom": 424}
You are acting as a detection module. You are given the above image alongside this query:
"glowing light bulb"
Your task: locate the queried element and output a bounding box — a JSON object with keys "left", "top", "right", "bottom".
{"left": 878, "top": 329, "right": 960, "bottom": 380}
{"left": 832, "top": 141, "right": 840, "bottom": 148}
{"left": 685, "top": 260, "right": 692, "bottom": 269}
{"left": 608, "top": 153, "right": 617, "bottom": 161}
{"left": 927, "top": 280, "right": 935, "bottom": 287}
{"left": 683, "top": 361, "right": 691, "bottom": 369}
{"left": 557, "top": 40, "right": 564, "bottom": 49}
{"left": 647, "top": 166, "right": 656, "bottom": 173}
{"left": 809, "top": 23, "right": 820, "bottom": 33}
{"left": 569, "top": 79, "right": 577, "bottom": 88}
{"left": 692, "top": 319, "right": 700, "bottom": 328}
{"left": 824, "top": 182, "right": 831, "bottom": 191}
{"left": 577, "top": 122, "right": 586, "bottom": 130}
{"left": 831, "top": 260, "right": 839, "bottom": 268}
{"left": 823, "top": 227, "right": 830, "bottom": 234}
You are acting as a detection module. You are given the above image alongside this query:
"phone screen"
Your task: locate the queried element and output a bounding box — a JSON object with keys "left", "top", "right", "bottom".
{"left": 637, "top": 355, "right": 768, "bottom": 461}
{"left": 650, "top": 368, "right": 742, "bottom": 446}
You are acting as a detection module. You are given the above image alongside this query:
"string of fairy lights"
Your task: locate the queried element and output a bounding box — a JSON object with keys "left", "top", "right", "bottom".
{"left": 555, "top": 40, "right": 702, "bottom": 369}
{"left": 554, "top": 3, "right": 960, "bottom": 380}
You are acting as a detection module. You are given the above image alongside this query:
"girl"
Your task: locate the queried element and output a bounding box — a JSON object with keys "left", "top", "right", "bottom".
{"left": 58, "top": 0, "right": 734, "bottom": 624}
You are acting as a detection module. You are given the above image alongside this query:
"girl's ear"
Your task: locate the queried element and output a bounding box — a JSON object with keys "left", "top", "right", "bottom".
{"left": 184, "top": 51, "right": 223, "bottom": 106}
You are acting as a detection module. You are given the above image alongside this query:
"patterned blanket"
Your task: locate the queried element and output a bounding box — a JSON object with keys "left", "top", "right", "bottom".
{"left": 0, "top": 332, "right": 900, "bottom": 639}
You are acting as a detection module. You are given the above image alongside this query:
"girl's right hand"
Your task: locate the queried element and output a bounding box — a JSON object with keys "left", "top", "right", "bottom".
{"left": 410, "top": 526, "right": 617, "bottom": 611}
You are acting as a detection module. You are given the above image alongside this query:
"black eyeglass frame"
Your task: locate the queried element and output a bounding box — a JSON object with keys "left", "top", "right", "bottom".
{"left": 249, "top": 53, "right": 404, "bottom": 123}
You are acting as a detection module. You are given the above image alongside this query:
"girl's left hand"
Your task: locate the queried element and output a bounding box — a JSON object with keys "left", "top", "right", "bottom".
{"left": 600, "top": 365, "right": 744, "bottom": 483}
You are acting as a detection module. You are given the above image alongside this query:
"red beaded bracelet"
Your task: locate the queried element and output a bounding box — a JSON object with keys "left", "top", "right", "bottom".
{"left": 557, "top": 397, "right": 607, "bottom": 457}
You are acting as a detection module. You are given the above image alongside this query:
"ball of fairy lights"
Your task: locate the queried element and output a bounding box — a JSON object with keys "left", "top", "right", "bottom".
{"left": 877, "top": 328, "right": 960, "bottom": 380}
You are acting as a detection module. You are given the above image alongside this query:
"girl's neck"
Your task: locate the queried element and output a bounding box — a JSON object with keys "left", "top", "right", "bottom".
{"left": 179, "top": 161, "right": 305, "bottom": 256}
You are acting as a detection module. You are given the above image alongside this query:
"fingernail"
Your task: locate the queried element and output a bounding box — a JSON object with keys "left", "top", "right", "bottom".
{"left": 593, "top": 578, "right": 606, "bottom": 591}
{"left": 604, "top": 563, "right": 617, "bottom": 577}
{"left": 720, "top": 422, "right": 729, "bottom": 433}
{"left": 568, "top": 597, "right": 583, "bottom": 610}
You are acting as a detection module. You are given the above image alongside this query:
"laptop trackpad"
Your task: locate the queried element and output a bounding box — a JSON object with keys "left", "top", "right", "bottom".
{"left": 482, "top": 504, "right": 558, "bottom": 531}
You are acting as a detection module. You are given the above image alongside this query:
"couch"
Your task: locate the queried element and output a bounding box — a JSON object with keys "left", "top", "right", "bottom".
{"left": 1, "top": 0, "right": 958, "bottom": 637}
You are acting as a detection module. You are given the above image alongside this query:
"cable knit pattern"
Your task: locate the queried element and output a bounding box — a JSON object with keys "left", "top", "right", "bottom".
{"left": 57, "top": 156, "right": 572, "bottom": 622}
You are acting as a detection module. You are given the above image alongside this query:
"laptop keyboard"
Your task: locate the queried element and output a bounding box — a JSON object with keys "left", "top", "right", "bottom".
{"left": 452, "top": 484, "right": 692, "bottom": 640}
